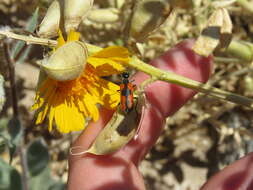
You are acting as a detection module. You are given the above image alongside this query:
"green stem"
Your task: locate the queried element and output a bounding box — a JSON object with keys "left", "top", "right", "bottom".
{"left": 128, "top": 56, "right": 253, "bottom": 108}
{"left": 213, "top": 56, "right": 241, "bottom": 63}
{"left": 0, "top": 30, "right": 57, "bottom": 46}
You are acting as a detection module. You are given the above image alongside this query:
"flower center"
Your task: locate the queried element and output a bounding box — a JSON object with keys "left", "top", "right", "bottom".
{"left": 55, "top": 76, "right": 85, "bottom": 96}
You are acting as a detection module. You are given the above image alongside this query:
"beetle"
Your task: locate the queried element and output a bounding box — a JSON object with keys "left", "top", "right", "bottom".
{"left": 119, "top": 72, "right": 135, "bottom": 114}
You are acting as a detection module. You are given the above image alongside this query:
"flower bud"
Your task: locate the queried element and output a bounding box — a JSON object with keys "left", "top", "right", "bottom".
{"left": 64, "top": 0, "right": 94, "bottom": 33}
{"left": 130, "top": 0, "right": 171, "bottom": 42}
{"left": 40, "top": 41, "right": 88, "bottom": 81}
{"left": 87, "top": 8, "right": 119, "bottom": 23}
{"left": 37, "top": 0, "right": 61, "bottom": 38}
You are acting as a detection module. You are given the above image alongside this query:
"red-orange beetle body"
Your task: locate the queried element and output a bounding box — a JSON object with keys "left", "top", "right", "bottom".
{"left": 120, "top": 72, "right": 135, "bottom": 114}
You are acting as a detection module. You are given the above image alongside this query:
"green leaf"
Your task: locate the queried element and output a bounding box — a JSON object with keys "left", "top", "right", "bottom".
{"left": 0, "top": 134, "right": 7, "bottom": 154}
{"left": 29, "top": 167, "right": 65, "bottom": 190}
{"left": 0, "top": 158, "right": 22, "bottom": 190}
{"left": 26, "top": 139, "right": 50, "bottom": 176}
{"left": 7, "top": 117, "right": 22, "bottom": 164}
{"left": 0, "top": 118, "right": 8, "bottom": 133}
{"left": 15, "top": 45, "right": 33, "bottom": 65}
{"left": 7, "top": 118, "right": 22, "bottom": 144}
{"left": 48, "top": 182, "right": 65, "bottom": 190}
{"left": 0, "top": 119, "right": 9, "bottom": 154}
{"left": 11, "top": 7, "right": 39, "bottom": 62}
{"left": 26, "top": 7, "right": 40, "bottom": 33}
{"left": 29, "top": 167, "right": 53, "bottom": 190}
{"left": 114, "top": 39, "right": 124, "bottom": 46}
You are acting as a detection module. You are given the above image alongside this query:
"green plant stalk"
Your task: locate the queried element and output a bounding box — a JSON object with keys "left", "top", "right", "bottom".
{"left": 0, "top": 30, "right": 57, "bottom": 46}
{"left": 1, "top": 30, "right": 253, "bottom": 108}
{"left": 213, "top": 57, "right": 241, "bottom": 63}
{"left": 225, "top": 40, "right": 253, "bottom": 62}
{"left": 0, "top": 30, "right": 103, "bottom": 55}
{"left": 237, "top": 0, "right": 253, "bottom": 14}
{"left": 129, "top": 56, "right": 253, "bottom": 108}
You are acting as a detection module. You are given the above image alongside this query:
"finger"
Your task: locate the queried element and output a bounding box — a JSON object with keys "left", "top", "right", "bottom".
{"left": 68, "top": 153, "right": 146, "bottom": 190}
{"left": 122, "top": 39, "right": 213, "bottom": 164}
{"left": 201, "top": 152, "right": 253, "bottom": 190}
{"left": 68, "top": 108, "right": 113, "bottom": 164}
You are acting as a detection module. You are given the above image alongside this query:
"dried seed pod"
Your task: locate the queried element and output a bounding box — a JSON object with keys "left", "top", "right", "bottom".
{"left": 37, "top": 0, "right": 60, "bottom": 38}
{"left": 40, "top": 41, "right": 88, "bottom": 81}
{"left": 86, "top": 107, "right": 139, "bottom": 155}
{"left": 130, "top": 0, "right": 171, "bottom": 42}
{"left": 86, "top": 93, "right": 146, "bottom": 155}
{"left": 64, "top": 0, "right": 94, "bottom": 33}
{"left": 193, "top": 8, "right": 232, "bottom": 57}
{"left": 87, "top": 8, "right": 119, "bottom": 23}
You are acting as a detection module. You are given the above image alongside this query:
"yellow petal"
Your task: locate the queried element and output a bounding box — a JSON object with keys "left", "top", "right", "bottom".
{"left": 98, "top": 78, "right": 120, "bottom": 109}
{"left": 49, "top": 106, "right": 55, "bottom": 131}
{"left": 67, "top": 101, "right": 85, "bottom": 132}
{"left": 67, "top": 30, "right": 81, "bottom": 41}
{"left": 32, "top": 96, "right": 44, "bottom": 110}
{"left": 91, "top": 46, "right": 129, "bottom": 59}
{"left": 32, "top": 80, "right": 56, "bottom": 110}
{"left": 83, "top": 93, "right": 99, "bottom": 121}
{"left": 87, "top": 57, "right": 125, "bottom": 76}
{"left": 35, "top": 104, "right": 48, "bottom": 124}
{"left": 87, "top": 46, "right": 129, "bottom": 76}
{"left": 86, "top": 85, "right": 103, "bottom": 104}
{"left": 77, "top": 98, "right": 88, "bottom": 116}
{"left": 56, "top": 30, "right": 66, "bottom": 48}
{"left": 54, "top": 102, "right": 65, "bottom": 132}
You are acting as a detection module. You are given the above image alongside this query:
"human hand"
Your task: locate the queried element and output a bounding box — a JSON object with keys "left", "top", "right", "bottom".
{"left": 67, "top": 39, "right": 213, "bottom": 190}
{"left": 201, "top": 152, "right": 253, "bottom": 190}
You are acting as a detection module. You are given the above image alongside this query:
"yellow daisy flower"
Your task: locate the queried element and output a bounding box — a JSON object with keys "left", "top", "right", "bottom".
{"left": 33, "top": 30, "right": 129, "bottom": 133}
